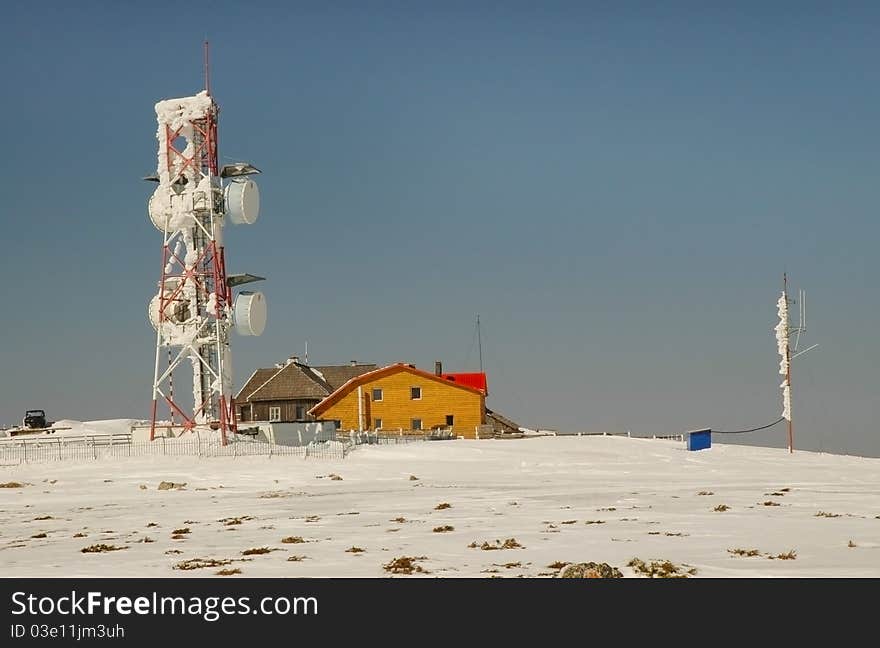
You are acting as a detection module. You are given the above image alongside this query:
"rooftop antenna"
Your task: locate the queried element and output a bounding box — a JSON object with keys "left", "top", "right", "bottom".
{"left": 477, "top": 314, "right": 483, "bottom": 373}
{"left": 305, "top": 340, "right": 309, "bottom": 365}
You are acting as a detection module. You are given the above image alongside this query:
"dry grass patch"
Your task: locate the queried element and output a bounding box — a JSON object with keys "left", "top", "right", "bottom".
{"left": 714, "top": 504, "right": 730, "bottom": 512}
{"left": 815, "top": 511, "right": 841, "bottom": 518}
{"left": 241, "top": 547, "right": 277, "bottom": 556}
{"left": 281, "top": 536, "right": 306, "bottom": 544}
{"left": 848, "top": 540, "right": 857, "bottom": 548}
{"left": 561, "top": 520, "right": 577, "bottom": 525}
{"left": 761, "top": 501, "right": 781, "bottom": 507}
{"left": 0, "top": 482, "right": 27, "bottom": 488}
{"left": 73, "top": 533, "right": 87, "bottom": 538}
{"left": 81, "top": 544, "right": 128, "bottom": 554}
{"left": 390, "top": 517, "right": 407, "bottom": 523}
{"left": 628, "top": 557, "right": 696, "bottom": 578}
{"left": 174, "top": 558, "right": 232, "bottom": 571}
{"left": 30, "top": 533, "right": 47, "bottom": 539}
{"left": 287, "top": 555, "right": 307, "bottom": 562}
{"left": 409, "top": 475, "right": 419, "bottom": 481}
{"left": 346, "top": 546, "right": 365, "bottom": 553}
{"left": 216, "top": 568, "right": 241, "bottom": 576}
{"left": 219, "top": 516, "right": 253, "bottom": 526}
{"left": 434, "top": 503, "right": 452, "bottom": 510}
{"left": 259, "top": 491, "right": 292, "bottom": 499}
{"left": 728, "top": 548, "right": 761, "bottom": 557}
{"left": 383, "top": 556, "right": 429, "bottom": 575}
{"left": 774, "top": 550, "right": 797, "bottom": 560}
{"left": 172, "top": 528, "right": 190, "bottom": 535}
{"left": 547, "top": 561, "right": 570, "bottom": 570}
{"left": 157, "top": 481, "right": 186, "bottom": 490}
{"left": 433, "top": 525, "right": 454, "bottom": 533}
{"left": 33, "top": 515, "right": 53, "bottom": 521}
{"left": 697, "top": 491, "right": 714, "bottom": 496}
{"left": 584, "top": 520, "right": 606, "bottom": 525}
{"left": 474, "top": 538, "right": 524, "bottom": 550}
{"left": 328, "top": 474, "right": 343, "bottom": 481}
{"left": 304, "top": 516, "right": 320, "bottom": 523}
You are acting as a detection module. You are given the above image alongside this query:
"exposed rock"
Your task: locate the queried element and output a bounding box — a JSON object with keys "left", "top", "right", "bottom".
{"left": 559, "top": 562, "right": 623, "bottom": 579}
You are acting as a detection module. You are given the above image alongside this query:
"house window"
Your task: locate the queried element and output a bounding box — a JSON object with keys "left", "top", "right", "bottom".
{"left": 410, "top": 386, "right": 422, "bottom": 400}
{"left": 268, "top": 406, "right": 281, "bottom": 422}
{"left": 372, "top": 388, "right": 383, "bottom": 402}
{"left": 446, "top": 415, "right": 454, "bottom": 427}
{"left": 295, "top": 405, "right": 305, "bottom": 420}
{"left": 374, "top": 418, "right": 382, "bottom": 430}
{"left": 411, "top": 419, "right": 422, "bottom": 431}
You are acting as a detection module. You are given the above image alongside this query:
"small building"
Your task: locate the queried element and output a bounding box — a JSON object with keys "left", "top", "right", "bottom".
{"left": 308, "top": 362, "right": 487, "bottom": 438}
{"left": 235, "top": 357, "right": 378, "bottom": 423}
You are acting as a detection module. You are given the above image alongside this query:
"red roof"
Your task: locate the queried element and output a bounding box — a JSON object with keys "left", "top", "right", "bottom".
{"left": 441, "top": 372, "right": 488, "bottom": 394}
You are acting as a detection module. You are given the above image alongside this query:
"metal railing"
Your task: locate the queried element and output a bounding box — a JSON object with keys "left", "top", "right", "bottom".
{"left": 0, "top": 436, "right": 349, "bottom": 465}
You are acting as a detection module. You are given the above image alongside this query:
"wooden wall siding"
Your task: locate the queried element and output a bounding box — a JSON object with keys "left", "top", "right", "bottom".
{"left": 239, "top": 399, "right": 320, "bottom": 422}
{"left": 317, "top": 370, "right": 485, "bottom": 438}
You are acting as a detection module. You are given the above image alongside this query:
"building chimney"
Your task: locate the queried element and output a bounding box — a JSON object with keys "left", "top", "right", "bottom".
{"left": 286, "top": 356, "right": 299, "bottom": 366}
{"left": 435, "top": 361, "right": 442, "bottom": 376}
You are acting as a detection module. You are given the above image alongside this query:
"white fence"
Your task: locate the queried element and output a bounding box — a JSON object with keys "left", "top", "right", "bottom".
{"left": 0, "top": 436, "right": 349, "bottom": 465}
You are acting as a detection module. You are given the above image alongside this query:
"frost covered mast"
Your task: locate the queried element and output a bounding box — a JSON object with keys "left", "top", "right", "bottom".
{"left": 774, "top": 273, "right": 817, "bottom": 453}
{"left": 145, "top": 46, "right": 266, "bottom": 444}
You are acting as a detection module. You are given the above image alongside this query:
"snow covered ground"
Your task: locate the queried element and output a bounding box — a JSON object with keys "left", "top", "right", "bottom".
{"left": 1, "top": 434, "right": 878, "bottom": 577}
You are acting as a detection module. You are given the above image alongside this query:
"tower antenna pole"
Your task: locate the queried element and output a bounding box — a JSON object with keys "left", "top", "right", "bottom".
{"left": 204, "top": 39, "right": 210, "bottom": 95}
{"left": 784, "top": 273, "right": 793, "bottom": 453}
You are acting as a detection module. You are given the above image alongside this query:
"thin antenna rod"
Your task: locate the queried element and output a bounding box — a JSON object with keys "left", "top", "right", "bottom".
{"left": 784, "top": 273, "right": 793, "bottom": 454}
{"left": 477, "top": 315, "right": 483, "bottom": 374}
{"left": 204, "top": 40, "right": 210, "bottom": 95}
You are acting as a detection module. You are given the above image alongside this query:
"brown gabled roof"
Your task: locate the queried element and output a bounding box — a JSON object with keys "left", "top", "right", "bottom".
{"left": 313, "top": 364, "right": 378, "bottom": 390}
{"left": 309, "top": 363, "right": 485, "bottom": 416}
{"left": 246, "top": 362, "right": 331, "bottom": 402}
{"left": 235, "top": 368, "right": 280, "bottom": 401}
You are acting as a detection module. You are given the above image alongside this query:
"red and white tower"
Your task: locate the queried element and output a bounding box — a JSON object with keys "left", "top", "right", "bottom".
{"left": 146, "top": 50, "right": 265, "bottom": 444}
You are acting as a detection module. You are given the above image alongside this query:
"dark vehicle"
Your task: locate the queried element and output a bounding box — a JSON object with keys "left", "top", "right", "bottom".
{"left": 23, "top": 410, "right": 47, "bottom": 429}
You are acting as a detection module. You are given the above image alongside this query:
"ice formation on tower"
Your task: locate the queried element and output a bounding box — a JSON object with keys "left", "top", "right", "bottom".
{"left": 773, "top": 292, "right": 791, "bottom": 421}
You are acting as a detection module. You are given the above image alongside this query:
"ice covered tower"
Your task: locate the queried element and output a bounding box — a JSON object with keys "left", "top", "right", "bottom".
{"left": 146, "top": 74, "right": 265, "bottom": 444}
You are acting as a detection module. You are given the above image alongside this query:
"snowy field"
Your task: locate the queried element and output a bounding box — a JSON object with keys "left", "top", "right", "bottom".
{"left": 1, "top": 434, "right": 879, "bottom": 578}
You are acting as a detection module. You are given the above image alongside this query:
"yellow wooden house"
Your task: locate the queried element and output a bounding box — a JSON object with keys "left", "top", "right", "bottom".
{"left": 308, "top": 363, "right": 486, "bottom": 438}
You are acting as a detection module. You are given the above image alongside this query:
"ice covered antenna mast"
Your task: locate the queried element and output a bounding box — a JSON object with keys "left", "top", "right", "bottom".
{"left": 774, "top": 273, "right": 817, "bottom": 453}
{"left": 145, "top": 49, "right": 266, "bottom": 445}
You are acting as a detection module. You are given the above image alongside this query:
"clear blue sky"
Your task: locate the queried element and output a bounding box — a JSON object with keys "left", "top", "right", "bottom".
{"left": 1, "top": 2, "right": 877, "bottom": 456}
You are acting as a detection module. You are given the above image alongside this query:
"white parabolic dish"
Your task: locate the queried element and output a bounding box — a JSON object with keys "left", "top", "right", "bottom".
{"left": 233, "top": 291, "right": 266, "bottom": 336}
{"left": 147, "top": 190, "right": 169, "bottom": 231}
{"left": 225, "top": 178, "right": 259, "bottom": 225}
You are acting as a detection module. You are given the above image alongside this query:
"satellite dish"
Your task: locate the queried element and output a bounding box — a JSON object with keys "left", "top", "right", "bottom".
{"left": 148, "top": 190, "right": 171, "bottom": 232}
{"left": 225, "top": 178, "right": 259, "bottom": 225}
{"left": 232, "top": 291, "right": 266, "bottom": 336}
{"left": 148, "top": 281, "right": 190, "bottom": 330}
